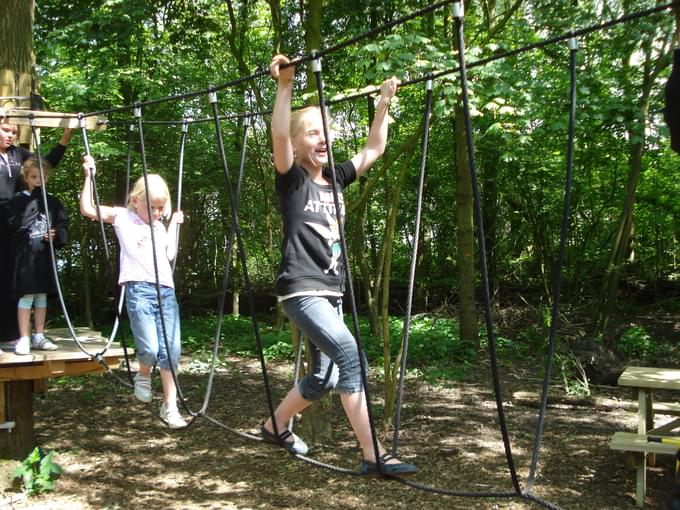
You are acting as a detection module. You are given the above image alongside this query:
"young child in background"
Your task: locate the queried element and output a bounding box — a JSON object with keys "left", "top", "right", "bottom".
{"left": 79, "top": 155, "right": 187, "bottom": 429}
{"left": 8, "top": 158, "right": 68, "bottom": 355}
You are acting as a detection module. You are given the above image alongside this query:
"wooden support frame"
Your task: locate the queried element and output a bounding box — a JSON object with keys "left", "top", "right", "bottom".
{"left": 0, "top": 107, "right": 106, "bottom": 131}
{"left": 0, "top": 328, "right": 130, "bottom": 460}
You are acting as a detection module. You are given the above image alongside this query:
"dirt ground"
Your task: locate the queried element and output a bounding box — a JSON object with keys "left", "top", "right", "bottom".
{"left": 0, "top": 355, "right": 678, "bottom": 510}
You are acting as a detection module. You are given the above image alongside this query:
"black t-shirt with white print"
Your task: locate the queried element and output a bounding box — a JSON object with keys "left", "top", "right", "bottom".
{"left": 275, "top": 161, "right": 356, "bottom": 297}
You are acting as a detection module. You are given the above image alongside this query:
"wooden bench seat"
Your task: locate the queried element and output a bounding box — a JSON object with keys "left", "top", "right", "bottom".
{"left": 614, "top": 366, "right": 680, "bottom": 507}
{"left": 609, "top": 431, "right": 679, "bottom": 455}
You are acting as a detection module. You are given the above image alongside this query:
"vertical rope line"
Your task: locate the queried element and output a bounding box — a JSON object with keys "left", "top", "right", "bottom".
{"left": 78, "top": 115, "right": 131, "bottom": 378}
{"left": 207, "top": 91, "right": 280, "bottom": 439}
{"left": 80, "top": 116, "right": 110, "bottom": 262}
{"left": 526, "top": 37, "right": 579, "bottom": 490}
{"left": 172, "top": 119, "right": 188, "bottom": 273}
{"left": 27, "top": 119, "right": 93, "bottom": 356}
{"left": 452, "top": 6, "right": 521, "bottom": 492}
{"left": 197, "top": 118, "right": 250, "bottom": 416}
{"left": 134, "top": 106, "right": 191, "bottom": 415}
{"left": 391, "top": 79, "right": 434, "bottom": 455}
{"left": 310, "top": 53, "right": 383, "bottom": 476}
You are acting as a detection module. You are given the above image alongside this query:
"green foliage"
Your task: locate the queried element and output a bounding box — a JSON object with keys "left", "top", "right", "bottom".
{"left": 554, "top": 349, "right": 591, "bottom": 397}
{"left": 181, "top": 314, "right": 293, "bottom": 359}
{"left": 617, "top": 325, "right": 659, "bottom": 359}
{"left": 12, "top": 448, "right": 62, "bottom": 496}
{"left": 25, "top": 0, "right": 679, "bottom": 361}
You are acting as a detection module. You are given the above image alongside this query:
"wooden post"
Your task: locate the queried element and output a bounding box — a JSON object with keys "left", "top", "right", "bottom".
{"left": 0, "top": 381, "right": 35, "bottom": 460}
{"left": 0, "top": 382, "right": 5, "bottom": 423}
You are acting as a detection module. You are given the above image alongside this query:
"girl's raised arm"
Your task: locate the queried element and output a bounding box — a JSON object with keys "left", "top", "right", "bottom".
{"left": 270, "top": 54, "right": 296, "bottom": 174}
{"left": 79, "top": 155, "right": 118, "bottom": 223}
{"left": 351, "top": 76, "right": 400, "bottom": 177}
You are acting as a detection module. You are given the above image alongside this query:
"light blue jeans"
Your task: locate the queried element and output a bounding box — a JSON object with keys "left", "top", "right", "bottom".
{"left": 125, "top": 281, "right": 181, "bottom": 370}
{"left": 282, "top": 295, "right": 367, "bottom": 400}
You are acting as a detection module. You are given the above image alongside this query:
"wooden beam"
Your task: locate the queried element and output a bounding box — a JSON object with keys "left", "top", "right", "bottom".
{"left": 0, "top": 107, "right": 106, "bottom": 131}
{"left": 0, "top": 357, "right": 121, "bottom": 381}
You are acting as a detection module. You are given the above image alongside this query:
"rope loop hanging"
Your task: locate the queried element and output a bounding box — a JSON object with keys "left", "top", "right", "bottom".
{"left": 205, "top": 85, "right": 280, "bottom": 438}
{"left": 451, "top": 0, "right": 522, "bottom": 494}
{"left": 310, "top": 50, "right": 384, "bottom": 477}
{"left": 391, "top": 78, "right": 434, "bottom": 456}
{"left": 526, "top": 33, "right": 580, "bottom": 491}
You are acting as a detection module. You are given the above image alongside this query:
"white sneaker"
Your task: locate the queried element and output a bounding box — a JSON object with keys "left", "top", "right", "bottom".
{"left": 31, "top": 335, "right": 58, "bottom": 351}
{"left": 134, "top": 373, "right": 152, "bottom": 403}
{"left": 15, "top": 337, "right": 30, "bottom": 355}
{"left": 160, "top": 403, "right": 187, "bottom": 429}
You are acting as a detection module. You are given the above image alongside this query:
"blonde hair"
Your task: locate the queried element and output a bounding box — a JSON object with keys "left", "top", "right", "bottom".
{"left": 22, "top": 157, "right": 51, "bottom": 181}
{"left": 128, "top": 174, "right": 172, "bottom": 219}
{"left": 290, "top": 106, "right": 321, "bottom": 138}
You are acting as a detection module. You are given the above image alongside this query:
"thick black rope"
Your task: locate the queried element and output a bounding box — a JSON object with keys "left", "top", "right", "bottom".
{"left": 132, "top": 106, "right": 194, "bottom": 423}
{"left": 78, "top": 117, "right": 134, "bottom": 380}
{"left": 311, "top": 53, "right": 384, "bottom": 477}
{"left": 70, "top": 0, "right": 677, "bottom": 124}
{"left": 206, "top": 90, "right": 281, "bottom": 438}
{"left": 82, "top": 1, "right": 454, "bottom": 119}
{"left": 171, "top": 119, "right": 188, "bottom": 274}
{"left": 397, "top": 476, "right": 563, "bottom": 508}
{"left": 193, "top": 116, "right": 250, "bottom": 418}
{"left": 26, "top": 119, "right": 130, "bottom": 383}
{"left": 391, "top": 79, "right": 434, "bottom": 456}
{"left": 452, "top": 8, "right": 521, "bottom": 493}
{"left": 526, "top": 36, "right": 579, "bottom": 491}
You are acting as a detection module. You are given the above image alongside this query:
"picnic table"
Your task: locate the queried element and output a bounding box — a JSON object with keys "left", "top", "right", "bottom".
{"left": 0, "top": 327, "right": 130, "bottom": 460}
{"left": 609, "top": 366, "right": 680, "bottom": 507}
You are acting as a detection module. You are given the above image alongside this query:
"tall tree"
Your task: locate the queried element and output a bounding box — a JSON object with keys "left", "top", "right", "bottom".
{"left": 0, "top": 0, "right": 35, "bottom": 144}
{"left": 595, "top": 2, "right": 674, "bottom": 336}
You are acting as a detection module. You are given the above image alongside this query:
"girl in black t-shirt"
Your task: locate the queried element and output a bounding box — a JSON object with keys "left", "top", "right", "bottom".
{"left": 260, "top": 54, "right": 415, "bottom": 477}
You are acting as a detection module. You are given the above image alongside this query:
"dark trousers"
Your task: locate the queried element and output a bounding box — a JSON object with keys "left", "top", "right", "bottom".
{"left": 0, "top": 224, "right": 18, "bottom": 341}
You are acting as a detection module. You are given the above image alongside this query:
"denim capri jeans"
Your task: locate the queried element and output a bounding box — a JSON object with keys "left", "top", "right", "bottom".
{"left": 125, "top": 281, "right": 181, "bottom": 370}
{"left": 282, "top": 295, "right": 367, "bottom": 401}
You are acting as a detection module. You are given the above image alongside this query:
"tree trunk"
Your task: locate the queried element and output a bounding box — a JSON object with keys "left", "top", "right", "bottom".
{"left": 597, "top": 127, "right": 645, "bottom": 338}
{"left": 595, "top": 23, "right": 673, "bottom": 338}
{"left": 0, "top": 2, "right": 35, "bottom": 145}
{"left": 0, "top": 381, "right": 35, "bottom": 460}
{"left": 455, "top": 104, "right": 478, "bottom": 342}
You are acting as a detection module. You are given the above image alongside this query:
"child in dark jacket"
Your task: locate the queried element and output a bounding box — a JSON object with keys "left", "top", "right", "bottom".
{"left": 8, "top": 157, "right": 68, "bottom": 355}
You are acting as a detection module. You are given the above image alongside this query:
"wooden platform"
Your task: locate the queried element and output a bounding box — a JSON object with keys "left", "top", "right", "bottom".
{"left": 0, "top": 327, "right": 130, "bottom": 380}
{"left": 0, "top": 327, "right": 132, "bottom": 460}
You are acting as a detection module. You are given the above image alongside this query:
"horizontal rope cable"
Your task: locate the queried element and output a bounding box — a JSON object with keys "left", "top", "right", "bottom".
{"left": 83, "top": 0, "right": 679, "bottom": 129}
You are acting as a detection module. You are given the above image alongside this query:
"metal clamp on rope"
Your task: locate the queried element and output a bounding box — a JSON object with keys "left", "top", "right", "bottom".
{"left": 426, "top": 78, "right": 433, "bottom": 91}
{"left": 28, "top": 114, "right": 41, "bottom": 145}
{"left": 452, "top": 1, "right": 464, "bottom": 19}
{"left": 311, "top": 50, "right": 322, "bottom": 73}
{"left": 133, "top": 105, "right": 142, "bottom": 119}
{"left": 182, "top": 118, "right": 189, "bottom": 133}
{"left": 78, "top": 113, "right": 87, "bottom": 129}
{"left": 568, "top": 35, "right": 578, "bottom": 51}
{"left": 208, "top": 87, "right": 218, "bottom": 105}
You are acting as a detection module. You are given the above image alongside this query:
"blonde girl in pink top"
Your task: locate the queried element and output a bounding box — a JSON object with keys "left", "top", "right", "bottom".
{"left": 80, "top": 155, "right": 186, "bottom": 428}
